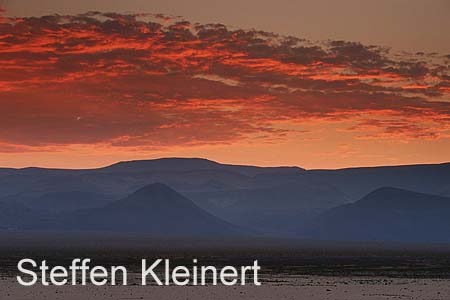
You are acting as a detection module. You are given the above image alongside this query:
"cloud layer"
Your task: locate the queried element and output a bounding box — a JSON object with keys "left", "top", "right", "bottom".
{"left": 0, "top": 12, "right": 449, "bottom": 166}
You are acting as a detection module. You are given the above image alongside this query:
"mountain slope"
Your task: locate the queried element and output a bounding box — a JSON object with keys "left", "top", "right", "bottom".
{"left": 0, "top": 201, "right": 47, "bottom": 229}
{"left": 36, "top": 183, "right": 244, "bottom": 236}
{"left": 187, "top": 180, "right": 349, "bottom": 234}
{"left": 24, "top": 191, "right": 113, "bottom": 213}
{"left": 301, "top": 187, "right": 450, "bottom": 243}
{"left": 309, "top": 163, "right": 450, "bottom": 200}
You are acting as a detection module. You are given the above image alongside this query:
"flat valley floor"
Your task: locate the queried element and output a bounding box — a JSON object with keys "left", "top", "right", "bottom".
{"left": 1, "top": 233, "right": 450, "bottom": 300}
{"left": 2, "top": 275, "right": 449, "bottom": 300}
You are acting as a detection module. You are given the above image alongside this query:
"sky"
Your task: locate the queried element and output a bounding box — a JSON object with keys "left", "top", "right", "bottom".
{"left": 0, "top": 1, "right": 449, "bottom": 169}
{"left": 2, "top": 0, "right": 450, "bottom": 53}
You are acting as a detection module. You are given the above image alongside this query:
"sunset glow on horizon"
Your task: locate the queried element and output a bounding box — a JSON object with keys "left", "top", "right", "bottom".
{"left": 0, "top": 8, "right": 449, "bottom": 169}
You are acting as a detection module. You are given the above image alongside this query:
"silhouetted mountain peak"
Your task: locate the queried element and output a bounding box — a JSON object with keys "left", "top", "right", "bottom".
{"left": 100, "top": 157, "right": 304, "bottom": 176}
{"left": 302, "top": 187, "right": 450, "bottom": 243}
{"left": 110, "top": 182, "right": 199, "bottom": 211}
{"left": 356, "top": 187, "right": 450, "bottom": 210}
{"left": 129, "top": 182, "right": 185, "bottom": 199}
{"left": 103, "top": 158, "right": 220, "bottom": 173}
{"left": 42, "top": 183, "right": 245, "bottom": 236}
{"left": 131, "top": 182, "right": 177, "bottom": 197}
{"left": 362, "top": 187, "right": 413, "bottom": 201}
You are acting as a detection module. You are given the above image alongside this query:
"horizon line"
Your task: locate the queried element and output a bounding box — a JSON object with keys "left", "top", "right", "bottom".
{"left": 1, "top": 156, "right": 449, "bottom": 172}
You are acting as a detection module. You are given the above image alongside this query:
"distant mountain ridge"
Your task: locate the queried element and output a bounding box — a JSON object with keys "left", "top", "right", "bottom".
{"left": 353, "top": 187, "right": 450, "bottom": 209}
{"left": 100, "top": 157, "right": 304, "bottom": 176}
{"left": 309, "top": 162, "right": 450, "bottom": 200}
{"left": 301, "top": 187, "right": 450, "bottom": 243}
{"left": 0, "top": 158, "right": 449, "bottom": 242}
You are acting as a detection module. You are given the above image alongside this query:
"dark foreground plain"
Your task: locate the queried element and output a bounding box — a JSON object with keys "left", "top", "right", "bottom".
{"left": 1, "top": 232, "right": 450, "bottom": 299}
{"left": 2, "top": 231, "right": 450, "bottom": 279}
{"left": 2, "top": 276, "right": 449, "bottom": 300}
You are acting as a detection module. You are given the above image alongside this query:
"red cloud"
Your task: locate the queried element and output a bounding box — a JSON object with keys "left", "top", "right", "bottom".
{"left": 0, "top": 12, "right": 449, "bottom": 153}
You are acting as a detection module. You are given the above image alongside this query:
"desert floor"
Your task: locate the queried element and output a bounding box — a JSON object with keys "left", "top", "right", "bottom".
{"left": 2, "top": 275, "right": 449, "bottom": 300}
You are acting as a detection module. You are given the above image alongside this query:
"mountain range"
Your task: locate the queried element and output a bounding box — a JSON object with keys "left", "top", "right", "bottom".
{"left": 0, "top": 158, "right": 449, "bottom": 243}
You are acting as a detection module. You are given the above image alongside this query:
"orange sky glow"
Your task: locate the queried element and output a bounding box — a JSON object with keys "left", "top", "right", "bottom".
{"left": 0, "top": 10, "right": 449, "bottom": 169}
